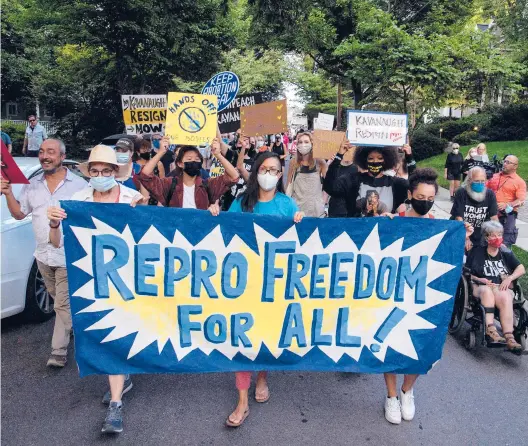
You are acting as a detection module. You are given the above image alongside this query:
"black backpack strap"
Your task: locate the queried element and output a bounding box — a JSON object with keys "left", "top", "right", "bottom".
{"left": 166, "top": 176, "right": 178, "bottom": 206}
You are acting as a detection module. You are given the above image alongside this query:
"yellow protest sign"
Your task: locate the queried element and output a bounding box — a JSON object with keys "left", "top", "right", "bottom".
{"left": 165, "top": 92, "right": 218, "bottom": 145}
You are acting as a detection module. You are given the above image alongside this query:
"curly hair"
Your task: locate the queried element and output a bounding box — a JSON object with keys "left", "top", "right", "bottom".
{"left": 408, "top": 167, "right": 438, "bottom": 193}
{"left": 353, "top": 146, "right": 399, "bottom": 171}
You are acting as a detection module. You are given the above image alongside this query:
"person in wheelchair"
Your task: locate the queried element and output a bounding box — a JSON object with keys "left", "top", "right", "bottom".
{"left": 465, "top": 221, "right": 525, "bottom": 353}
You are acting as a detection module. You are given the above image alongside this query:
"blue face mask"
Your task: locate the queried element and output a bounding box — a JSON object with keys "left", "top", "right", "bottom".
{"left": 90, "top": 176, "right": 117, "bottom": 192}
{"left": 471, "top": 182, "right": 485, "bottom": 193}
{"left": 152, "top": 140, "right": 160, "bottom": 150}
{"left": 222, "top": 138, "right": 229, "bottom": 144}
{"left": 115, "top": 152, "right": 131, "bottom": 164}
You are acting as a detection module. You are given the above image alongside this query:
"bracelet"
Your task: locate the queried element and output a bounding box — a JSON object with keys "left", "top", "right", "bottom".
{"left": 335, "top": 153, "right": 344, "bottom": 160}
{"left": 49, "top": 222, "right": 60, "bottom": 229}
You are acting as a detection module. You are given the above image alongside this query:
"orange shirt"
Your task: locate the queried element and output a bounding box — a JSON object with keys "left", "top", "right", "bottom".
{"left": 487, "top": 172, "right": 526, "bottom": 208}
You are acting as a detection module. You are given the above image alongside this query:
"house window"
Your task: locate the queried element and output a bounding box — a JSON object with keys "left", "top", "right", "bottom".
{"left": 6, "top": 102, "right": 18, "bottom": 117}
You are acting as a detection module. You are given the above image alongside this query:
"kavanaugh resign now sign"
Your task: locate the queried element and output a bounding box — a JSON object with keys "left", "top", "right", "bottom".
{"left": 61, "top": 203, "right": 465, "bottom": 377}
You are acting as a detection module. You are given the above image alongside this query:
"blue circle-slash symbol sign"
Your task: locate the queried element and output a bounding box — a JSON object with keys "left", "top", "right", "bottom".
{"left": 179, "top": 107, "right": 207, "bottom": 133}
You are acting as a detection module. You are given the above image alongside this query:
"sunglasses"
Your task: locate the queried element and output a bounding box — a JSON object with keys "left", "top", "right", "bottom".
{"left": 29, "top": 119, "right": 36, "bottom": 122}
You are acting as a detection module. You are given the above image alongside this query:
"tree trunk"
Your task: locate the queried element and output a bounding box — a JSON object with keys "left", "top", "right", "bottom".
{"left": 351, "top": 78, "right": 363, "bottom": 109}
{"left": 336, "top": 82, "right": 342, "bottom": 130}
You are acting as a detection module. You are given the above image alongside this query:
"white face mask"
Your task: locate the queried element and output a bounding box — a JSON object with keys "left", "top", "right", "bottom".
{"left": 257, "top": 173, "right": 279, "bottom": 191}
{"left": 452, "top": 149, "right": 459, "bottom": 154}
{"left": 297, "top": 143, "right": 312, "bottom": 156}
{"left": 256, "top": 141, "right": 265, "bottom": 148}
{"left": 383, "top": 169, "right": 396, "bottom": 177}
{"left": 116, "top": 152, "right": 131, "bottom": 164}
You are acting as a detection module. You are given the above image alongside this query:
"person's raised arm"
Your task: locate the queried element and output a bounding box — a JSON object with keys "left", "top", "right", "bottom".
{"left": 143, "top": 136, "right": 169, "bottom": 176}
{"left": 236, "top": 136, "right": 250, "bottom": 182}
{"left": 22, "top": 136, "right": 28, "bottom": 156}
{"left": 323, "top": 142, "right": 353, "bottom": 197}
{"left": 217, "top": 124, "right": 231, "bottom": 156}
{"left": 1, "top": 178, "right": 27, "bottom": 220}
{"left": 211, "top": 138, "right": 239, "bottom": 181}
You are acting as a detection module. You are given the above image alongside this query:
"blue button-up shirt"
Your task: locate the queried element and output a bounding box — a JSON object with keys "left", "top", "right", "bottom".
{"left": 18, "top": 168, "right": 87, "bottom": 267}
{"left": 25, "top": 124, "right": 48, "bottom": 152}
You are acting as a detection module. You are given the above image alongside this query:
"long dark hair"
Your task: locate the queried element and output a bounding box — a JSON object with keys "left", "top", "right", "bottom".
{"left": 239, "top": 152, "right": 284, "bottom": 212}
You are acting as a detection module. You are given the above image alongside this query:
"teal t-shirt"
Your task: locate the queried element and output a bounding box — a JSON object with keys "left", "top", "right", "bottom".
{"left": 228, "top": 192, "right": 298, "bottom": 218}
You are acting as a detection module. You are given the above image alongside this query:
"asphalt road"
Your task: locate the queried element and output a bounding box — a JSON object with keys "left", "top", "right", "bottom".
{"left": 2, "top": 316, "right": 527, "bottom": 446}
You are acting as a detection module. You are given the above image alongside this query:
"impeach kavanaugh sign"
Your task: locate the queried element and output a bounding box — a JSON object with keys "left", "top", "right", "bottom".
{"left": 61, "top": 203, "right": 465, "bottom": 377}
{"left": 218, "top": 93, "right": 263, "bottom": 133}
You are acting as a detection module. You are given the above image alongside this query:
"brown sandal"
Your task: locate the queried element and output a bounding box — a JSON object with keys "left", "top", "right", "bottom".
{"left": 486, "top": 325, "right": 506, "bottom": 344}
{"left": 255, "top": 385, "right": 270, "bottom": 403}
{"left": 225, "top": 408, "right": 250, "bottom": 428}
{"left": 504, "top": 332, "right": 523, "bottom": 355}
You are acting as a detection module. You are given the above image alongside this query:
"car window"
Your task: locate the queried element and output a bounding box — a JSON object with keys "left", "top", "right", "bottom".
{"left": 28, "top": 161, "right": 88, "bottom": 181}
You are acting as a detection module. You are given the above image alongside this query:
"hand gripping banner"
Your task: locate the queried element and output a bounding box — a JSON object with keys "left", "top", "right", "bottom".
{"left": 61, "top": 202, "right": 465, "bottom": 377}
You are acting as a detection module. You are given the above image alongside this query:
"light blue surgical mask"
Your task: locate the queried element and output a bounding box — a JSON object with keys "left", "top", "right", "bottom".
{"left": 116, "top": 152, "right": 131, "bottom": 164}
{"left": 222, "top": 138, "right": 229, "bottom": 144}
{"left": 471, "top": 182, "right": 485, "bottom": 193}
{"left": 505, "top": 204, "right": 513, "bottom": 214}
{"left": 90, "top": 176, "right": 117, "bottom": 192}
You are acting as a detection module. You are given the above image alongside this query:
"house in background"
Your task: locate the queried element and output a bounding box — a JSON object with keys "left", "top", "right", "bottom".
{"left": 1, "top": 101, "right": 56, "bottom": 134}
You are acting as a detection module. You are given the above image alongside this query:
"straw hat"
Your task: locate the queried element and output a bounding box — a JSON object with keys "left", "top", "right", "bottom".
{"left": 79, "top": 145, "right": 132, "bottom": 179}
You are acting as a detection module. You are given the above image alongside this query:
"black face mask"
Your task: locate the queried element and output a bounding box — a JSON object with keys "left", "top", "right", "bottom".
{"left": 140, "top": 152, "right": 151, "bottom": 161}
{"left": 183, "top": 161, "right": 202, "bottom": 177}
{"left": 411, "top": 198, "right": 434, "bottom": 216}
{"left": 367, "top": 162, "right": 384, "bottom": 175}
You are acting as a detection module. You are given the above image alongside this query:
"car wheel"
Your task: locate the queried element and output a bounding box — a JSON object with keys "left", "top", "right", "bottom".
{"left": 22, "top": 261, "right": 55, "bottom": 322}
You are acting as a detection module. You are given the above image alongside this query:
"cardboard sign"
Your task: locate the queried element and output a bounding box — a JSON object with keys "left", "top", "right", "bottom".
{"left": 1, "top": 142, "right": 29, "bottom": 184}
{"left": 202, "top": 71, "right": 240, "bottom": 113}
{"left": 218, "top": 93, "right": 263, "bottom": 133}
{"left": 314, "top": 113, "right": 334, "bottom": 131}
{"left": 240, "top": 100, "right": 287, "bottom": 136}
{"left": 313, "top": 130, "right": 346, "bottom": 160}
{"left": 62, "top": 202, "right": 465, "bottom": 377}
{"left": 165, "top": 92, "right": 218, "bottom": 145}
{"left": 347, "top": 110, "right": 408, "bottom": 147}
{"left": 121, "top": 95, "right": 167, "bottom": 135}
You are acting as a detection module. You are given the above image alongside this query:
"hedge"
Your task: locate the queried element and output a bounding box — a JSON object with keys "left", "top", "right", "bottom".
{"left": 1, "top": 122, "right": 27, "bottom": 154}
{"left": 412, "top": 104, "right": 528, "bottom": 160}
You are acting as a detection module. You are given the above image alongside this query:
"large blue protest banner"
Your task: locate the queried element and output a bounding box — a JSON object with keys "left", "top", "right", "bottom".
{"left": 61, "top": 202, "right": 465, "bottom": 377}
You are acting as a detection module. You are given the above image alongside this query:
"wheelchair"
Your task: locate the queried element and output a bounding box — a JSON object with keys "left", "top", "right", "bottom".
{"left": 449, "top": 268, "right": 528, "bottom": 355}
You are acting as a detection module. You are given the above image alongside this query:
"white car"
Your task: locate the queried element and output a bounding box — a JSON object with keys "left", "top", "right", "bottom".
{"left": 1, "top": 158, "right": 82, "bottom": 321}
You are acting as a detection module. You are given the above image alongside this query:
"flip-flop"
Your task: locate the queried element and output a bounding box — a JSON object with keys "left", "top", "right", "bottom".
{"left": 225, "top": 408, "right": 250, "bottom": 428}
{"left": 255, "top": 386, "right": 270, "bottom": 403}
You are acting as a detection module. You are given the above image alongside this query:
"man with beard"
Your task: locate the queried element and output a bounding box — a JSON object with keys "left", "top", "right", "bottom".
{"left": 451, "top": 166, "right": 498, "bottom": 249}
{"left": 0, "top": 139, "right": 87, "bottom": 367}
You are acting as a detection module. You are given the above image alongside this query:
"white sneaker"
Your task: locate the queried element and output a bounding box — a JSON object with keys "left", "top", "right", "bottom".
{"left": 400, "top": 388, "right": 415, "bottom": 421}
{"left": 384, "top": 397, "right": 401, "bottom": 424}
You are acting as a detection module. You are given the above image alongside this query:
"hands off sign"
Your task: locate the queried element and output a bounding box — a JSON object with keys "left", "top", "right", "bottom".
{"left": 62, "top": 202, "right": 465, "bottom": 377}
{"left": 240, "top": 100, "right": 287, "bottom": 136}
{"left": 121, "top": 95, "right": 167, "bottom": 135}
{"left": 347, "top": 111, "right": 408, "bottom": 147}
{"left": 165, "top": 92, "right": 218, "bottom": 145}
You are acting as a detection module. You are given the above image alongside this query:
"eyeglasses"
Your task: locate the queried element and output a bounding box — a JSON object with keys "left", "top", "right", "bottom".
{"left": 472, "top": 180, "right": 486, "bottom": 185}
{"left": 88, "top": 168, "right": 114, "bottom": 177}
{"left": 258, "top": 167, "right": 281, "bottom": 176}
{"left": 503, "top": 160, "right": 517, "bottom": 165}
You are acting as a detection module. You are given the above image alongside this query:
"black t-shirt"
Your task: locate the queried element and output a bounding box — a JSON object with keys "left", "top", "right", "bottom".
{"left": 462, "top": 159, "right": 483, "bottom": 175}
{"left": 328, "top": 164, "right": 358, "bottom": 217}
{"left": 272, "top": 143, "right": 285, "bottom": 165}
{"left": 451, "top": 188, "right": 498, "bottom": 244}
{"left": 445, "top": 153, "right": 464, "bottom": 175}
{"left": 466, "top": 245, "right": 521, "bottom": 284}
{"left": 151, "top": 150, "right": 174, "bottom": 173}
{"left": 324, "top": 158, "right": 408, "bottom": 217}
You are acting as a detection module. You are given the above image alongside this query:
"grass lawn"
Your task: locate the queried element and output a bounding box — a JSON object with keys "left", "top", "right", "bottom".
{"left": 417, "top": 140, "right": 528, "bottom": 189}
{"left": 512, "top": 246, "right": 528, "bottom": 291}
